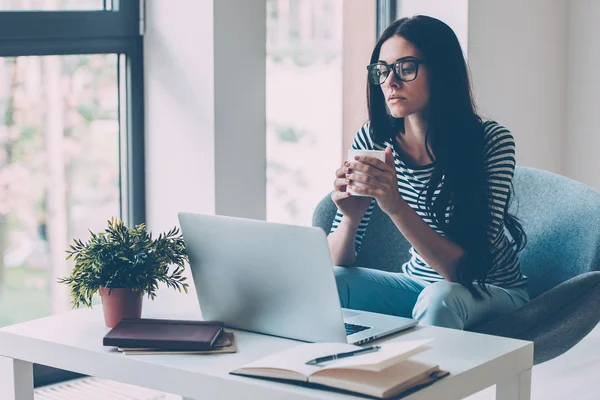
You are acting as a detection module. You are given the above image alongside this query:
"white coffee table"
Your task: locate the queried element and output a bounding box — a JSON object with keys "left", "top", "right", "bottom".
{"left": 0, "top": 305, "right": 533, "bottom": 400}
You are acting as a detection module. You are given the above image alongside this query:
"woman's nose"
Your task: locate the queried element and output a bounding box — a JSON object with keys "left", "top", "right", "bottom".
{"left": 385, "top": 73, "right": 401, "bottom": 89}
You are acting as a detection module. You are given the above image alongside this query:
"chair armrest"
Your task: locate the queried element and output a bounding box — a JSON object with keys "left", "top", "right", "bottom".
{"left": 469, "top": 271, "right": 600, "bottom": 364}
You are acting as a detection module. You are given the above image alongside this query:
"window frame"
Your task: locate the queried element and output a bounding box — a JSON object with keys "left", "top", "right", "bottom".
{"left": 0, "top": 1, "right": 140, "bottom": 40}
{"left": 0, "top": 1, "right": 145, "bottom": 387}
{"left": 376, "top": 0, "right": 397, "bottom": 38}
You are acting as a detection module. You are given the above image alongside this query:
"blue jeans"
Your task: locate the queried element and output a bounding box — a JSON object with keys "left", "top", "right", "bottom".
{"left": 334, "top": 266, "right": 530, "bottom": 330}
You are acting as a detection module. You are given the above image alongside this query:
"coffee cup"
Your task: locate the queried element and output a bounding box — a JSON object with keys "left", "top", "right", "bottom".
{"left": 347, "top": 149, "right": 386, "bottom": 197}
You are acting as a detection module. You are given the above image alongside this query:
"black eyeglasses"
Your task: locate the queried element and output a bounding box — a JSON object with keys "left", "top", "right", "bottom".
{"left": 366, "top": 59, "right": 424, "bottom": 85}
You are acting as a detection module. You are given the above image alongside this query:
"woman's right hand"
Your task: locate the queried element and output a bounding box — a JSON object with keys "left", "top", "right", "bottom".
{"left": 332, "top": 162, "right": 372, "bottom": 223}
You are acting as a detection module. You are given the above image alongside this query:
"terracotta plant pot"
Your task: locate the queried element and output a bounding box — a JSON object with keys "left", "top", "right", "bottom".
{"left": 98, "top": 287, "right": 143, "bottom": 328}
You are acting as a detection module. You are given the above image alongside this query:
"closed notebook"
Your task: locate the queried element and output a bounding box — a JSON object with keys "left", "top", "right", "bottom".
{"left": 230, "top": 339, "right": 448, "bottom": 399}
{"left": 103, "top": 318, "right": 224, "bottom": 351}
{"left": 118, "top": 332, "right": 237, "bottom": 355}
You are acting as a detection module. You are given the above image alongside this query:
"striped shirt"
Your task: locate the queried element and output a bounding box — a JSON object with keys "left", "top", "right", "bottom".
{"left": 330, "top": 120, "right": 528, "bottom": 288}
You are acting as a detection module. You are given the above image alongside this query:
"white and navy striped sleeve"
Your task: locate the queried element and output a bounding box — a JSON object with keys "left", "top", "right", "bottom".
{"left": 482, "top": 121, "right": 516, "bottom": 243}
{"left": 329, "top": 122, "right": 376, "bottom": 254}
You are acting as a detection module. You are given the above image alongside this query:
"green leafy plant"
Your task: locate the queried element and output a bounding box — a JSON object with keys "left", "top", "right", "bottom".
{"left": 57, "top": 218, "right": 189, "bottom": 308}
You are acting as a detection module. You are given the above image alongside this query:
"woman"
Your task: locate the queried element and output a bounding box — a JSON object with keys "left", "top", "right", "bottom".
{"left": 328, "top": 15, "right": 529, "bottom": 330}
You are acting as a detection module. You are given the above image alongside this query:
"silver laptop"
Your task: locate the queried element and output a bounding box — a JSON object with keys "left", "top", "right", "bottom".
{"left": 178, "top": 212, "right": 417, "bottom": 345}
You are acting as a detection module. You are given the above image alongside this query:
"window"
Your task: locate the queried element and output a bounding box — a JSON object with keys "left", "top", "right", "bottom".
{"left": 0, "top": 0, "right": 144, "bottom": 387}
{"left": 266, "top": 0, "right": 343, "bottom": 226}
{"left": 377, "top": 0, "right": 397, "bottom": 37}
{"left": 266, "top": 0, "right": 377, "bottom": 226}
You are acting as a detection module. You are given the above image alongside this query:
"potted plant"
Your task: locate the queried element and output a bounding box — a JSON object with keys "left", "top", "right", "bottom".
{"left": 57, "top": 217, "right": 189, "bottom": 327}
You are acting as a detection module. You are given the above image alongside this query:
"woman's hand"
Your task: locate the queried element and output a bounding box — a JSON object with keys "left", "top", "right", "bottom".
{"left": 346, "top": 146, "right": 403, "bottom": 216}
{"left": 332, "top": 162, "right": 372, "bottom": 223}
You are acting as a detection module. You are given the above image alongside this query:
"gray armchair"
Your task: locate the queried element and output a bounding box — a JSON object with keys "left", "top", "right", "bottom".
{"left": 312, "top": 166, "right": 600, "bottom": 364}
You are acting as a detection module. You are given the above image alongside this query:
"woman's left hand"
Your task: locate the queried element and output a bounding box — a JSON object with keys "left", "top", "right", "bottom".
{"left": 346, "top": 146, "right": 404, "bottom": 216}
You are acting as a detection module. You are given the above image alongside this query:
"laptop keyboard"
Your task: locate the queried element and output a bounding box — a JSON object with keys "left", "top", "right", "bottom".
{"left": 345, "top": 322, "right": 371, "bottom": 336}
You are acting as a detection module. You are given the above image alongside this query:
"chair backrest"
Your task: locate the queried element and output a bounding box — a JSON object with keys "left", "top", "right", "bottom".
{"left": 312, "top": 166, "right": 600, "bottom": 298}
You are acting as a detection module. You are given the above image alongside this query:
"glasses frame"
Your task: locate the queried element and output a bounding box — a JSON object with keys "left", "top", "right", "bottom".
{"left": 366, "top": 59, "right": 424, "bottom": 85}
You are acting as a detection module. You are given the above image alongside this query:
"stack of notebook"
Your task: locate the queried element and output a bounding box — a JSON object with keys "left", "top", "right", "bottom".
{"left": 103, "top": 318, "right": 237, "bottom": 355}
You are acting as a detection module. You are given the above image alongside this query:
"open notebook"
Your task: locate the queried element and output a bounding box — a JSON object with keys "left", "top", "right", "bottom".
{"left": 230, "top": 339, "right": 448, "bottom": 399}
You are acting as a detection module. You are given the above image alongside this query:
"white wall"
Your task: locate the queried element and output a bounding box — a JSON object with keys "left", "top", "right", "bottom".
{"left": 566, "top": 0, "right": 600, "bottom": 190}
{"left": 144, "top": 0, "right": 215, "bottom": 235}
{"left": 467, "top": 0, "right": 568, "bottom": 176}
{"left": 400, "top": 0, "right": 600, "bottom": 190}
{"left": 469, "top": 0, "right": 600, "bottom": 190}
{"left": 397, "top": 0, "right": 569, "bottom": 176}
{"left": 143, "top": 0, "right": 266, "bottom": 311}
{"left": 144, "top": 0, "right": 266, "bottom": 236}
{"left": 213, "top": 1, "right": 267, "bottom": 218}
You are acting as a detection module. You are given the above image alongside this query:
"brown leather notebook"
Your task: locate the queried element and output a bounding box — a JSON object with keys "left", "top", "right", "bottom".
{"left": 103, "top": 318, "right": 224, "bottom": 351}
{"left": 117, "top": 332, "right": 237, "bottom": 355}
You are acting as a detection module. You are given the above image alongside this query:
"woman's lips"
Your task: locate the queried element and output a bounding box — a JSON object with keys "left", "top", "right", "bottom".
{"left": 388, "top": 96, "right": 406, "bottom": 103}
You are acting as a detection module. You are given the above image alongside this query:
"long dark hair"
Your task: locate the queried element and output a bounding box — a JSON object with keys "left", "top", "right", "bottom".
{"left": 367, "top": 16, "right": 527, "bottom": 300}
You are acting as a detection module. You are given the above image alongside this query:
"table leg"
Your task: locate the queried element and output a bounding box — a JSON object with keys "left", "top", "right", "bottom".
{"left": 0, "top": 356, "right": 34, "bottom": 400}
{"left": 496, "top": 369, "right": 532, "bottom": 400}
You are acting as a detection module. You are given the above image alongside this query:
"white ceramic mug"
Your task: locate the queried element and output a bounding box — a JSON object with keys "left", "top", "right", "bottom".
{"left": 347, "top": 149, "right": 386, "bottom": 197}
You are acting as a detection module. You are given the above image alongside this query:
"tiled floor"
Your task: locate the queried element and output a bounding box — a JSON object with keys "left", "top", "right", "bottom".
{"left": 35, "top": 324, "right": 600, "bottom": 399}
